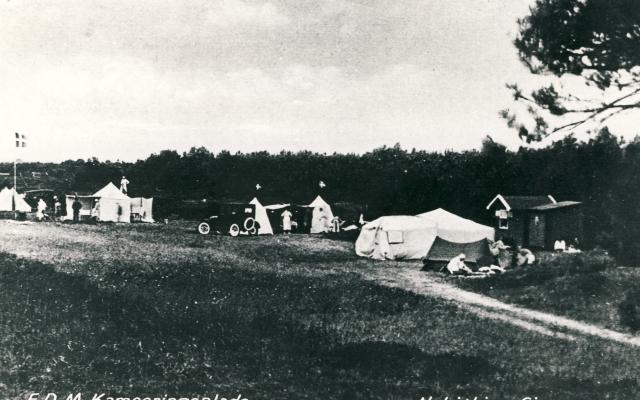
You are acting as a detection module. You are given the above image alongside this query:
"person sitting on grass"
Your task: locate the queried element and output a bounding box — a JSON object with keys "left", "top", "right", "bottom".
{"left": 446, "top": 253, "right": 475, "bottom": 276}
{"left": 516, "top": 247, "right": 536, "bottom": 266}
{"left": 554, "top": 239, "right": 566, "bottom": 252}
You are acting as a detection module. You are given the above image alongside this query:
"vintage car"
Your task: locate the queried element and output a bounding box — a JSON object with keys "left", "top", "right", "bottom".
{"left": 197, "top": 202, "right": 259, "bottom": 237}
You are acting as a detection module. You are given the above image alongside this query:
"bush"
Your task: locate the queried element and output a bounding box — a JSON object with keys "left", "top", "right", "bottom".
{"left": 541, "top": 250, "right": 615, "bottom": 274}
{"left": 619, "top": 290, "right": 640, "bottom": 332}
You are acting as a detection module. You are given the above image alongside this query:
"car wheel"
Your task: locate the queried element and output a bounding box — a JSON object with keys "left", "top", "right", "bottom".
{"left": 229, "top": 223, "right": 240, "bottom": 237}
{"left": 197, "top": 222, "right": 211, "bottom": 235}
{"left": 244, "top": 217, "right": 256, "bottom": 234}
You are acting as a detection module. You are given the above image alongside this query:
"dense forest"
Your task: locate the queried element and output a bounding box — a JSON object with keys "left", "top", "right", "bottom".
{"left": 2, "top": 128, "right": 640, "bottom": 262}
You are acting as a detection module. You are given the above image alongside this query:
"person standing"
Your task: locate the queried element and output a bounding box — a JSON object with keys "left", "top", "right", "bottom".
{"left": 120, "top": 176, "right": 130, "bottom": 194}
{"left": 53, "top": 196, "right": 62, "bottom": 221}
{"left": 331, "top": 216, "right": 342, "bottom": 233}
{"left": 91, "top": 199, "right": 101, "bottom": 221}
{"left": 281, "top": 208, "right": 293, "bottom": 234}
{"left": 72, "top": 196, "right": 82, "bottom": 222}
{"left": 36, "top": 198, "right": 47, "bottom": 221}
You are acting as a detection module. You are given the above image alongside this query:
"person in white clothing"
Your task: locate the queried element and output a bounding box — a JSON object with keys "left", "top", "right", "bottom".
{"left": 281, "top": 209, "right": 293, "bottom": 234}
{"left": 446, "top": 253, "right": 474, "bottom": 275}
{"left": 120, "top": 176, "right": 130, "bottom": 194}
{"left": 554, "top": 240, "right": 566, "bottom": 252}
{"left": 36, "top": 198, "right": 47, "bottom": 221}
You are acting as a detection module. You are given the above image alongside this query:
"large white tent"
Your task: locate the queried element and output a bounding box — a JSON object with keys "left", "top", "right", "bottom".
{"left": 249, "top": 197, "right": 274, "bottom": 235}
{"left": 307, "top": 195, "right": 334, "bottom": 234}
{"left": 355, "top": 215, "right": 438, "bottom": 260}
{"left": 415, "top": 208, "right": 495, "bottom": 264}
{"left": 92, "top": 182, "right": 131, "bottom": 222}
{"left": 0, "top": 187, "right": 32, "bottom": 212}
{"left": 416, "top": 208, "right": 495, "bottom": 242}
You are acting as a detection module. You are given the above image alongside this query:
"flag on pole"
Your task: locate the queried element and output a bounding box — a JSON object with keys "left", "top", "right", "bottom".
{"left": 15, "top": 133, "right": 27, "bottom": 148}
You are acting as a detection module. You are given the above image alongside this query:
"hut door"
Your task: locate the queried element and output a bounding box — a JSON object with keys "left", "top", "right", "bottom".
{"left": 528, "top": 213, "right": 545, "bottom": 248}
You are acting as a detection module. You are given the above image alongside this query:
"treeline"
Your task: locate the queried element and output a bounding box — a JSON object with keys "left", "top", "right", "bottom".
{"left": 2, "top": 128, "right": 640, "bottom": 262}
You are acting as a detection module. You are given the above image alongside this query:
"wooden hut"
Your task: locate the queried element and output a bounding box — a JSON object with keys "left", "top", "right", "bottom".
{"left": 486, "top": 194, "right": 583, "bottom": 249}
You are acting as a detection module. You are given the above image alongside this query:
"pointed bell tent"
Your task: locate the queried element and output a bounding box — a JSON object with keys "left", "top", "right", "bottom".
{"left": 307, "top": 195, "right": 334, "bottom": 234}
{"left": 0, "top": 187, "right": 32, "bottom": 212}
{"left": 249, "top": 197, "right": 274, "bottom": 235}
{"left": 92, "top": 182, "right": 131, "bottom": 223}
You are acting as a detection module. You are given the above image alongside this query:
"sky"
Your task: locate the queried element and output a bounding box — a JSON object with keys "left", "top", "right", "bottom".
{"left": 0, "top": 0, "right": 631, "bottom": 162}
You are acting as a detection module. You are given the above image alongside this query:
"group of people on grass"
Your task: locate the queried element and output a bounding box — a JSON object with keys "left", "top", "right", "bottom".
{"left": 554, "top": 238, "right": 581, "bottom": 254}
{"left": 445, "top": 237, "right": 574, "bottom": 278}
{"left": 35, "top": 196, "right": 61, "bottom": 222}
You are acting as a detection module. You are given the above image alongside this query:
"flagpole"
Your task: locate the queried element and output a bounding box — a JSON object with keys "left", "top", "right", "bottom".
{"left": 13, "top": 157, "right": 17, "bottom": 215}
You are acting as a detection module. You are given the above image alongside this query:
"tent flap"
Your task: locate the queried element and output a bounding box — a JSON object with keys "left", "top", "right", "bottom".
{"left": 424, "top": 237, "right": 491, "bottom": 264}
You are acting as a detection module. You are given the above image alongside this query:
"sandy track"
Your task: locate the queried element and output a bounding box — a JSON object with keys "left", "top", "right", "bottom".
{"left": 369, "top": 266, "right": 640, "bottom": 347}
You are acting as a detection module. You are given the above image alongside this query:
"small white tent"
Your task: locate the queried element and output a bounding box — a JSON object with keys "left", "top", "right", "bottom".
{"left": 0, "top": 187, "right": 32, "bottom": 212}
{"left": 416, "top": 208, "right": 495, "bottom": 242}
{"left": 130, "top": 197, "right": 154, "bottom": 223}
{"left": 355, "top": 216, "right": 438, "bottom": 260}
{"left": 249, "top": 197, "right": 274, "bottom": 235}
{"left": 307, "top": 195, "right": 334, "bottom": 234}
{"left": 92, "top": 182, "right": 131, "bottom": 223}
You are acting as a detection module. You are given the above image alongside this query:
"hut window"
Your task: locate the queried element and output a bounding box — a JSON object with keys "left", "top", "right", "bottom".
{"left": 498, "top": 216, "right": 508, "bottom": 230}
{"left": 387, "top": 231, "right": 404, "bottom": 244}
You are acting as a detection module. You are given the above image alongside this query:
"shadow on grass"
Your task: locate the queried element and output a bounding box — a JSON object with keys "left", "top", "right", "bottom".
{"left": 0, "top": 252, "right": 495, "bottom": 399}
{"left": 327, "top": 341, "right": 492, "bottom": 383}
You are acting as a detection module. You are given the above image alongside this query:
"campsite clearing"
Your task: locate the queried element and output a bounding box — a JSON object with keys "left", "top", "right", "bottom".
{"left": 1, "top": 221, "right": 640, "bottom": 399}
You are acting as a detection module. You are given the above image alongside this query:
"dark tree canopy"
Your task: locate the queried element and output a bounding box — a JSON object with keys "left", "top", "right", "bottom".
{"left": 503, "top": 0, "right": 640, "bottom": 142}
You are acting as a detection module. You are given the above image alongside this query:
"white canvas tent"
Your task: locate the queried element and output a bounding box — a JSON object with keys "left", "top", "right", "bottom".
{"left": 130, "top": 197, "right": 154, "bottom": 223}
{"left": 0, "top": 187, "right": 32, "bottom": 212}
{"left": 91, "top": 182, "right": 131, "bottom": 223}
{"left": 249, "top": 197, "right": 273, "bottom": 235}
{"left": 307, "top": 195, "right": 334, "bottom": 234}
{"left": 416, "top": 208, "right": 495, "bottom": 242}
{"left": 355, "top": 216, "right": 438, "bottom": 260}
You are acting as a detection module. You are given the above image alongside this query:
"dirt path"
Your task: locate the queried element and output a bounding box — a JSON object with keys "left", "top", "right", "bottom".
{"left": 367, "top": 266, "right": 640, "bottom": 347}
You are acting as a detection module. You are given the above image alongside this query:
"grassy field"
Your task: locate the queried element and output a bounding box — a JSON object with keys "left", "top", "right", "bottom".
{"left": 1, "top": 221, "right": 640, "bottom": 399}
